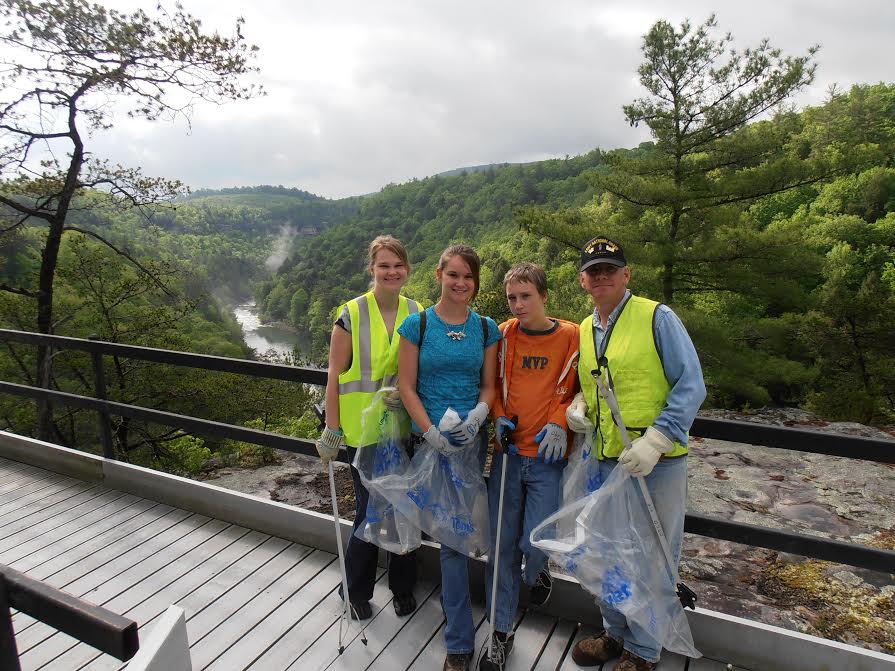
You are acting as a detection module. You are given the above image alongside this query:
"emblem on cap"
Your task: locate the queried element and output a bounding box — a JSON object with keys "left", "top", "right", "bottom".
{"left": 585, "top": 238, "right": 619, "bottom": 255}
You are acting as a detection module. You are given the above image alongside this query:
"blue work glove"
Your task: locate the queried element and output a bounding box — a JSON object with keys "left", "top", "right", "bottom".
{"left": 496, "top": 416, "right": 518, "bottom": 455}
{"left": 447, "top": 401, "right": 489, "bottom": 446}
{"left": 535, "top": 422, "right": 567, "bottom": 464}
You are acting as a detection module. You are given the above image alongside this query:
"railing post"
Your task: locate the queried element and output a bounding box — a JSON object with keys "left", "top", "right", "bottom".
{"left": 87, "top": 335, "right": 115, "bottom": 460}
{"left": 0, "top": 575, "right": 21, "bottom": 671}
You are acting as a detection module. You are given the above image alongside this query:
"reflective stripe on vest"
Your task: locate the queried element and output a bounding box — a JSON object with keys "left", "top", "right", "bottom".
{"left": 578, "top": 295, "right": 688, "bottom": 460}
{"left": 338, "top": 293, "right": 420, "bottom": 447}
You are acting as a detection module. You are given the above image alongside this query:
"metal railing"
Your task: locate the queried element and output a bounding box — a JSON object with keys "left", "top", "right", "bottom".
{"left": 1, "top": 328, "right": 893, "bottom": 575}
{"left": 0, "top": 564, "right": 138, "bottom": 671}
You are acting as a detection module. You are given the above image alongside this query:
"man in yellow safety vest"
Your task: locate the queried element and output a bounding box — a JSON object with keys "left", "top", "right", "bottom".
{"left": 566, "top": 236, "right": 706, "bottom": 671}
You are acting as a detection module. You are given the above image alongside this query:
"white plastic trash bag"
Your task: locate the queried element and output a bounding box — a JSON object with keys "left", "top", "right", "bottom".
{"left": 530, "top": 464, "right": 700, "bottom": 659}
{"left": 353, "top": 389, "right": 421, "bottom": 555}
{"left": 561, "top": 429, "right": 604, "bottom": 505}
{"left": 367, "top": 407, "right": 490, "bottom": 558}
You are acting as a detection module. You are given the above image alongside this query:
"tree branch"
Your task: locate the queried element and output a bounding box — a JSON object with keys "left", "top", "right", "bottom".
{"left": 62, "top": 226, "right": 178, "bottom": 298}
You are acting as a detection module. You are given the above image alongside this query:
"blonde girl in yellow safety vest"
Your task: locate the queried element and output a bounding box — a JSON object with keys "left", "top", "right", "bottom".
{"left": 315, "top": 235, "right": 422, "bottom": 621}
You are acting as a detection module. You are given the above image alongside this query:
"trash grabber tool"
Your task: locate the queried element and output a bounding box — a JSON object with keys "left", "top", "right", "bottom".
{"left": 487, "top": 414, "right": 519, "bottom": 663}
{"left": 590, "top": 362, "right": 697, "bottom": 610}
{"left": 314, "top": 403, "right": 368, "bottom": 652}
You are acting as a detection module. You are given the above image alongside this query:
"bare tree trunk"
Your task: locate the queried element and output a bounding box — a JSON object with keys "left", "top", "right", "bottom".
{"left": 35, "top": 99, "right": 85, "bottom": 440}
{"left": 35, "top": 219, "right": 65, "bottom": 440}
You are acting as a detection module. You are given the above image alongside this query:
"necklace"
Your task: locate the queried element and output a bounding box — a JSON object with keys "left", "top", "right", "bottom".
{"left": 442, "top": 309, "right": 471, "bottom": 341}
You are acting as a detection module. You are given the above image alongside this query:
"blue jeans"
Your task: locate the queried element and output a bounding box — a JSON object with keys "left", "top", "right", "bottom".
{"left": 598, "top": 457, "right": 688, "bottom": 663}
{"left": 440, "top": 431, "right": 488, "bottom": 655}
{"left": 484, "top": 451, "right": 565, "bottom": 633}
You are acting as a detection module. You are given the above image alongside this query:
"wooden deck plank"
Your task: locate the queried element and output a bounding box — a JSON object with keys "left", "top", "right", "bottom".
{"left": 0, "top": 468, "right": 38, "bottom": 488}
{"left": 79, "top": 534, "right": 289, "bottom": 671}
{"left": 205, "top": 557, "right": 357, "bottom": 671}
{"left": 0, "top": 490, "right": 132, "bottom": 557}
{"left": 245, "top": 567, "right": 385, "bottom": 671}
{"left": 363, "top": 587, "right": 445, "bottom": 671}
{"left": 0, "top": 461, "right": 55, "bottom": 489}
{"left": 659, "top": 651, "right": 689, "bottom": 670}
{"left": 182, "top": 541, "right": 312, "bottom": 647}
{"left": 187, "top": 548, "right": 334, "bottom": 670}
{"left": 324, "top": 580, "right": 439, "bottom": 671}
{"left": 507, "top": 611, "right": 559, "bottom": 670}
{"left": 0, "top": 472, "right": 82, "bottom": 508}
{"left": 284, "top": 571, "right": 392, "bottom": 671}
{"left": 10, "top": 510, "right": 202, "bottom": 643}
{"left": 0, "top": 478, "right": 92, "bottom": 521}
{"left": 31, "top": 524, "right": 256, "bottom": 671}
{"left": 687, "top": 656, "right": 740, "bottom": 670}
{"left": 16, "top": 519, "right": 229, "bottom": 667}
{"left": 557, "top": 625, "right": 599, "bottom": 671}
{"left": 7, "top": 501, "right": 169, "bottom": 576}
{"left": 531, "top": 618, "right": 578, "bottom": 671}
{"left": 406, "top": 600, "right": 489, "bottom": 671}
{"left": 0, "top": 486, "right": 109, "bottom": 545}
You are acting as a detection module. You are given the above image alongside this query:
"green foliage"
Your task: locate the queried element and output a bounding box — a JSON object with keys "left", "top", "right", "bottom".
{"left": 163, "top": 435, "right": 213, "bottom": 476}
{"left": 258, "top": 154, "right": 604, "bottom": 359}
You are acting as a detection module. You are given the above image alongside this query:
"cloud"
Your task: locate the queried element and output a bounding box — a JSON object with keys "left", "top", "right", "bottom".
{"left": 87, "top": 0, "right": 893, "bottom": 198}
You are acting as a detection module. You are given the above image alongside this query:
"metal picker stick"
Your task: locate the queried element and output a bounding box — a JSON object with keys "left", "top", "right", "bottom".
{"left": 590, "top": 362, "right": 697, "bottom": 610}
{"left": 314, "top": 403, "right": 368, "bottom": 653}
{"left": 488, "top": 415, "right": 518, "bottom": 663}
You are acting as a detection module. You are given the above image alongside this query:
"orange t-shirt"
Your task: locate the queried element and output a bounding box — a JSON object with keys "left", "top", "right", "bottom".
{"left": 492, "top": 318, "right": 580, "bottom": 458}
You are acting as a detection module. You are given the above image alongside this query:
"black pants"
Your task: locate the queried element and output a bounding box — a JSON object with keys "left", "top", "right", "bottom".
{"left": 344, "top": 446, "right": 417, "bottom": 603}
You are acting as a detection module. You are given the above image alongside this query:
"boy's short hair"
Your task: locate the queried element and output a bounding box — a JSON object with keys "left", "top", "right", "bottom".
{"left": 503, "top": 262, "right": 548, "bottom": 296}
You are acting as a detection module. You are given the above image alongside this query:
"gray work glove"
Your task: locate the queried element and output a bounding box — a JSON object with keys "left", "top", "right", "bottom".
{"left": 423, "top": 425, "right": 461, "bottom": 455}
{"left": 383, "top": 389, "right": 404, "bottom": 413}
{"left": 447, "top": 401, "right": 489, "bottom": 446}
{"left": 536, "top": 422, "right": 567, "bottom": 464}
{"left": 316, "top": 426, "right": 344, "bottom": 466}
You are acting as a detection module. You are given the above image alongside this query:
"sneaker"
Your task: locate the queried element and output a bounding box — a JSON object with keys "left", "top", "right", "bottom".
{"left": 393, "top": 592, "right": 417, "bottom": 617}
{"left": 571, "top": 631, "right": 624, "bottom": 666}
{"left": 478, "top": 631, "right": 514, "bottom": 670}
{"left": 528, "top": 568, "right": 553, "bottom": 608}
{"left": 349, "top": 600, "right": 372, "bottom": 620}
{"left": 337, "top": 585, "right": 372, "bottom": 620}
{"left": 612, "top": 650, "right": 657, "bottom": 671}
{"left": 443, "top": 652, "right": 472, "bottom": 671}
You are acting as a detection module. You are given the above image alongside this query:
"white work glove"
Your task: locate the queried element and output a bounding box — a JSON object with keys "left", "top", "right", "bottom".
{"left": 565, "top": 392, "right": 594, "bottom": 434}
{"left": 423, "top": 425, "right": 460, "bottom": 455}
{"left": 383, "top": 389, "right": 404, "bottom": 413}
{"left": 618, "top": 426, "right": 674, "bottom": 477}
{"left": 448, "top": 401, "right": 489, "bottom": 445}
{"left": 315, "top": 426, "right": 344, "bottom": 466}
{"left": 535, "top": 422, "right": 567, "bottom": 464}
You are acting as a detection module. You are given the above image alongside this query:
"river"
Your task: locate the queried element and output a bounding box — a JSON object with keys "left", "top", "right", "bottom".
{"left": 232, "top": 303, "right": 308, "bottom": 363}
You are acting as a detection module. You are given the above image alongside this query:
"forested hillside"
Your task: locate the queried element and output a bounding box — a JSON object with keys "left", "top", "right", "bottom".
{"left": 259, "top": 84, "right": 895, "bottom": 424}
{"left": 0, "top": 187, "right": 358, "bottom": 470}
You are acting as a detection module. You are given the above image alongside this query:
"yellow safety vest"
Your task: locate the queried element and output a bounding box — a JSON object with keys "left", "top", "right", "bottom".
{"left": 578, "top": 295, "right": 688, "bottom": 460}
{"left": 338, "top": 292, "right": 421, "bottom": 448}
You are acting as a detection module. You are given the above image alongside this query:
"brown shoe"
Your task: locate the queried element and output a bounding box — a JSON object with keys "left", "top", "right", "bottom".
{"left": 612, "top": 650, "right": 657, "bottom": 671}
{"left": 444, "top": 652, "right": 471, "bottom": 671}
{"left": 570, "top": 631, "right": 624, "bottom": 666}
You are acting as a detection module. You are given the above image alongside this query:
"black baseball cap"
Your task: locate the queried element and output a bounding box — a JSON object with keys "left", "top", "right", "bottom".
{"left": 580, "top": 236, "right": 627, "bottom": 272}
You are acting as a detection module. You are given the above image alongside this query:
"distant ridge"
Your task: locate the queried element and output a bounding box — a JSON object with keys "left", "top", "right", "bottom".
{"left": 434, "top": 161, "right": 523, "bottom": 178}
{"left": 180, "top": 185, "right": 325, "bottom": 202}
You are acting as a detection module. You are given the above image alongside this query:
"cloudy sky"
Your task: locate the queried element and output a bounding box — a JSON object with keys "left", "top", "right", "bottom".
{"left": 90, "top": 0, "right": 894, "bottom": 199}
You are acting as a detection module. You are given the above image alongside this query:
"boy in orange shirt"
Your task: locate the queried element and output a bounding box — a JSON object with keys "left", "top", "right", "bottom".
{"left": 480, "top": 263, "right": 579, "bottom": 671}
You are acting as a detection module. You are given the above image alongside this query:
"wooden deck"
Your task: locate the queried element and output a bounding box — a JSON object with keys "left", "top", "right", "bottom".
{"left": 0, "top": 455, "right": 737, "bottom": 670}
